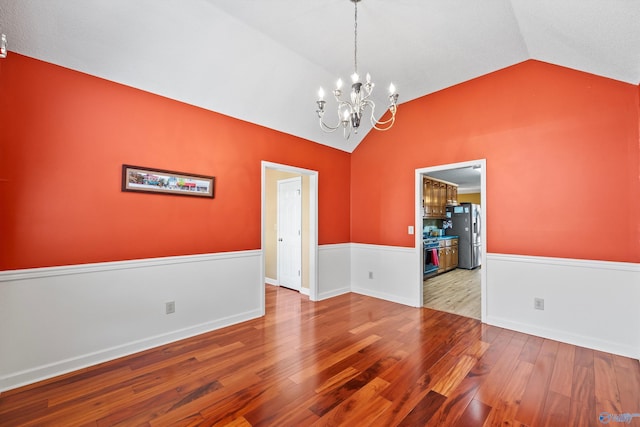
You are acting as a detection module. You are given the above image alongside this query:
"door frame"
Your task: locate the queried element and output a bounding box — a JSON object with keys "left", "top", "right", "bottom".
{"left": 261, "top": 161, "right": 319, "bottom": 301}
{"left": 414, "top": 159, "right": 487, "bottom": 321}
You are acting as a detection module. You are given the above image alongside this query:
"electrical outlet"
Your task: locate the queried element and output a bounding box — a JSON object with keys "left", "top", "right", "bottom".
{"left": 368, "top": 271, "right": 373, "bottom": 279}
{"left": 166, "top": 301, "right": 175, "bottom": 314}
{"left": 534, "top": 298, "right": 544, "bottom": 310}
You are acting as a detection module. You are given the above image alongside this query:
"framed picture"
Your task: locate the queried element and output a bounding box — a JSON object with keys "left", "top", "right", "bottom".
{"left": 122, "top": 164, "right": 215, "bottom": 198}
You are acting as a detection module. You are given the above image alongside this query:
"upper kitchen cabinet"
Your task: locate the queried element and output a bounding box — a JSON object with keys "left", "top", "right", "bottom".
{"left": 446, "top": 184, "right": 457, "bottom": 206}
{"left": 423, "top": 176, "right": 458, "bottom": 219}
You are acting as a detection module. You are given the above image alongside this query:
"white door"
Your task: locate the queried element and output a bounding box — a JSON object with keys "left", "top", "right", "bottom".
{"left": 277, "top": 177, "right": 302, "bottom": 291}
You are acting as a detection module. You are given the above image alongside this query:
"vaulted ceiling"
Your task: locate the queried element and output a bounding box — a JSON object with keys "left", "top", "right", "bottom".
{"left": 1, "top": 0, "right": 639, "bottom": 153}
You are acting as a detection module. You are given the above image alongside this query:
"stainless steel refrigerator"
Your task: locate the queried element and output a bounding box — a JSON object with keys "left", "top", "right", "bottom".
{"left": 445, "top": 203, "right": 481, "bottom": 269}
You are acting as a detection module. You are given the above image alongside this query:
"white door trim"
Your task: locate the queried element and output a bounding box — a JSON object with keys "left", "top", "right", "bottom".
{"left": 415, "top": 159, "right": 487, "bottom": 321}
{"left": 261, "top": 161, "right": 319, "bottom": 301}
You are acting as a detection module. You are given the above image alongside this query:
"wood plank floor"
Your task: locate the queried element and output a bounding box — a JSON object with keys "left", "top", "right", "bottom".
{"left": 2, "top": 285, "right": 639, "bottom": 426}
{"left": 424, "top": 267, "right": 481, "bottom": 319}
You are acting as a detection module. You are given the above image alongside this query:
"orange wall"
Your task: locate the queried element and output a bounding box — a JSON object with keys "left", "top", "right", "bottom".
{"left": 352, "top": 61, "right": 640, "bottom": 263}
{"left": 0, "top": 54, "right": 350, "bottom": 270}
{"left": 3, "top": 57, "right": 639, "bottom": 269}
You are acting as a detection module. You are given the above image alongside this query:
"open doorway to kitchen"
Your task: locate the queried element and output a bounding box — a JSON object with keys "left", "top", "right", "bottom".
{"left": 262, "top": 161, "right": 319, "bottom": 303}
{"left": 415, "top": 160, "right": 487, "bottom": 321}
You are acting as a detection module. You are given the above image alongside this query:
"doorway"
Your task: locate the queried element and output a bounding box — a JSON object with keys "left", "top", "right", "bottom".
{"left": 262, "top": 161, "right": 318, "bottom": 301}
{"left": 415, "top": 160, "right": 487, "bottom": 321}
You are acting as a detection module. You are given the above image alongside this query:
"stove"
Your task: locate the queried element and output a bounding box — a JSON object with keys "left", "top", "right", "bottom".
{"left": 423, "top": 238, "right": 440, "bottom": 276}
{"left": 423, "top": 238, "right": 439, "bottom": 248}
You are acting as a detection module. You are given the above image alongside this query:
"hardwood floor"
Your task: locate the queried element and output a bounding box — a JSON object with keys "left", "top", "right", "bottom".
{"left": 424, "top": 267, "right": 481, "bottom": 319}
{"left": 2, "top": 285, "right": 639, "bottom": 426}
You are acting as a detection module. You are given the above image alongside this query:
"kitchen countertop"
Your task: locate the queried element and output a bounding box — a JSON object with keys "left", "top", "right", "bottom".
{"left": 423, "top": 235, "right": 458, "bottom": 240}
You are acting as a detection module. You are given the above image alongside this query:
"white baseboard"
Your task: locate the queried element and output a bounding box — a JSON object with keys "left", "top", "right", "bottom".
{"left": 0, "top": 250, "right": 263, "bottom": 392}
{"left": 317, "top": 287, "right": 351, "bottom": 300}
{"left": 265, "top": 277, "right": 278, "bottom": 286}
{"left": 351, "top": 286, "right": 416, "bottom": 307}
{"left": 265, "top": 279, "right": 310, "bottom": 296}
{"left": 486, "top": 315, "right": 638, "bottom": 361}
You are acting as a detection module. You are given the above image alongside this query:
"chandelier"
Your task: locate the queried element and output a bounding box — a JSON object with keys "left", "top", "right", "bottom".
{"left": 315, "top": 0, "right": 398, "bottom": 140}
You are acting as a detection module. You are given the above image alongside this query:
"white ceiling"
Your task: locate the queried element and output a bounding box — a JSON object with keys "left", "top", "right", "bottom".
{"left": 1, "top": 0, "right": 639, "bottom": 153}
{"left": 427, "top": 167, "right": 481, "bottom": 194}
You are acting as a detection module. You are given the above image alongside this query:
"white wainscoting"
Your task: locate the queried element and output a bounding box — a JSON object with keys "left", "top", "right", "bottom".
{"left": 317, "top": 244, "right": 351, "bottom": 300}
{"left": 3, "top": 247, "right": 636, "bottom": 392}
{"left": 486, "top": 253, "right": 640, "bottom": 360}
{"left": 0, "top": 250, "right": 263, "bottom": 392}
{"left": 350, "top": 243, "right": 420, "bottom": 307}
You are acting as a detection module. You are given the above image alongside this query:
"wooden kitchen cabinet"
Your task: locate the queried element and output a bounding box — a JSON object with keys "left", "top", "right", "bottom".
{"left": 443, "top": 238, "right": 459, "bottom": 272}
{"left": 446, "top": 185, "right": 458, "bottom": 205}
{"left": 434, "top": 238, "right": 459, "bottom": 275}
{"left": 423, "top": 178, "right": 433, "bottom": 217}
{"left": 449, "top": 239, "right": 459, "bottom": 270}
{"left": 431, "top": 179, "right": 441, "bottom": 217}
{"left": 444, "top": 246, "right": 452, "bottom": 272}
{"left": 423, "top": 177, "right": 458, "bottom": 218}
{"left": 437, "top": 182, "right": 447, "bottom": 217}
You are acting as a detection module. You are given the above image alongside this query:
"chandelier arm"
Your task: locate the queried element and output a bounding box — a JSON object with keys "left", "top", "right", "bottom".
{"left": 371, "top": 108, "right": 397, "bottom": 130}
{"left": 319, "top": 118, "right": 341, "bottom": 133}
{"left": 374, "top": 117, "right": 395, "bottom": 126}
{"left": 363, "top": 99, "right": 397, "bottom": 130}
{"left": 362, "top": 99, "right": 377, "bottom": 121}
{"left": 371, "top": 111, "right": 397, "bottom": 126}
{"left": 371, "top": 117, "right": 396, "bottom": 131}
{"left": 319, "top": 100, "right": 353, "bottom": 133}
{"left": 333, "top": 93, "right": 351, "bottom": 106}
{"left": 358, "top": 91, "right": 372, "bottom": 104}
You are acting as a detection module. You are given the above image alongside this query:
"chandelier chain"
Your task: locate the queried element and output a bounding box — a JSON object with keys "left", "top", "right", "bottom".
{"left": 353, "top": 0, "right": 358, "bottom": 75}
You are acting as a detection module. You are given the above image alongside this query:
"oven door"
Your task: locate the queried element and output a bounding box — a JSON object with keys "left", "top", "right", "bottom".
{"left": 424, "top": 241, "right": 440, "bottom": 275}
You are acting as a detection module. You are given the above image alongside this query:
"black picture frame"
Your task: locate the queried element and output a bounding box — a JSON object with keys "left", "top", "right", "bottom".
{"left": 122, "top": 164, "right": 215, "bottom": 198}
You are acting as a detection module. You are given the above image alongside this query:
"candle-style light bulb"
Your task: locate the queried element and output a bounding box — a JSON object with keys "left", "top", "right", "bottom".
{"left": 343, "top": 110, "right": 350, "bottom": 121}
{"left": 366, "top": 73, "right": 371, "bottom": 83}
{"left": 389, "top": 83, "right": 396, "bottom": 94}
{"left": 351, "top": 72, "right": 359, "bottom": 83}
{"left": 318, "top": 87, "right": 325, "bottom": 100}
{"left": 336, "top": 78, "right": 343, "bottom": 90}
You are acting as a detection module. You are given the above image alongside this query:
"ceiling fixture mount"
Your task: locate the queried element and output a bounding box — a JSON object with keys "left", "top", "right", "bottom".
{"left": 315, "top": 0, "right": 398, "bottom": 140}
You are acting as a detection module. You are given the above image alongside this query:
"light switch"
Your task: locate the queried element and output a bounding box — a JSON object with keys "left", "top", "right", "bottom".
{"left": 408, "top": 225, "right": 414, "bottom": 235}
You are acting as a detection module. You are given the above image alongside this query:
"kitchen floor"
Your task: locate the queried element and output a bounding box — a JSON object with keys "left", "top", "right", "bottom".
{"left": 423, "top": 267, "right": 481, "bottom": 319}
